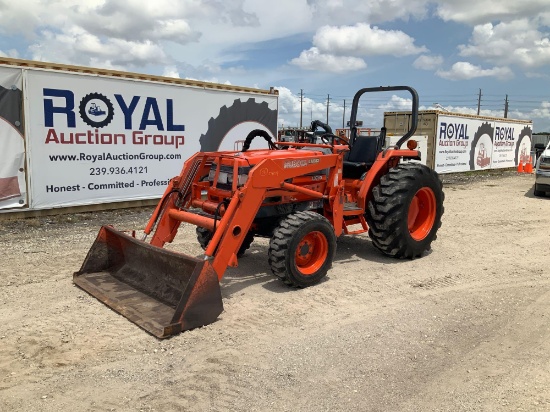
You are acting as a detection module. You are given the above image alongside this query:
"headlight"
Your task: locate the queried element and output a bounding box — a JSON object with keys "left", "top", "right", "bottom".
{"left": 208, "top": 167, "right": 216, "bottom": 182}
{"left": 225, "top": 173, "right": 248, "bottom": 186}
{"left": 539, "top": 156, "right": 550, "bottom": 170}
{"left": 209, "top": 164, "right": 250, "bottom": 188}
{"left": 218, "top": 171, "right": 229, "bottom": 184}
{"left": 238, "top": 174, "right": 248, "bottom": 186}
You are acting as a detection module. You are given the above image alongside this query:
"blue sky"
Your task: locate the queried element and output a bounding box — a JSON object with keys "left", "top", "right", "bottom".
{"left": 1, "top": 0, "right": 550, "bottom": 131}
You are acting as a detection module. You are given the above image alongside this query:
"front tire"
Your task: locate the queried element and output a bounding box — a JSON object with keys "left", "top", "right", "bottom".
{"left": 366, "top": 163, "right": 444, "bottom": 258}
{"left": 268, "top": 211, "right": 336, "bottom": 288}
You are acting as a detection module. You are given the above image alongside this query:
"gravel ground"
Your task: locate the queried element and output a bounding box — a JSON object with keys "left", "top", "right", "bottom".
{"left": 1, "top": 170, "right": 549, "bottom": 412}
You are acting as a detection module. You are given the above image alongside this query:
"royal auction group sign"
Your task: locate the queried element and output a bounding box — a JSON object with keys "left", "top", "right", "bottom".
{"left": 434, "top": 115, "right": 532, "bottom": 174}
{"left": 22, "top": 70, "right": 277, "bottom": 209}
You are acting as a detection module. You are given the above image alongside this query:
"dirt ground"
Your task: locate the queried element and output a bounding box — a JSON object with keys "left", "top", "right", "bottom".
{"left": 1, "top": 171, "right": 549, "bottom": 412}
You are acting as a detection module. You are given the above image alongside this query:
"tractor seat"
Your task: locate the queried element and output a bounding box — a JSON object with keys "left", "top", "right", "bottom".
{"left": 343, "top": 134, "right": 379, "bottom": 179}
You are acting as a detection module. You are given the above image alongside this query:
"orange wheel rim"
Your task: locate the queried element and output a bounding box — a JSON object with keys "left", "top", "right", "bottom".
{"left": 295, "top": 231, "right": 328, "bottom": 276}
{"left": 408, "top": 187, "right": 436, "bottom": 241}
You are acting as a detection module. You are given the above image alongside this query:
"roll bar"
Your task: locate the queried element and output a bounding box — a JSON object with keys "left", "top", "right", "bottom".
{"left": 348, "top": 86, "right": 419, "bottom": 148}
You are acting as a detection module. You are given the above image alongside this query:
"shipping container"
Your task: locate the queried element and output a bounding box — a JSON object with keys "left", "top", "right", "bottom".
{"left": 384, "top": 110, "right": 533, "bottom": 173}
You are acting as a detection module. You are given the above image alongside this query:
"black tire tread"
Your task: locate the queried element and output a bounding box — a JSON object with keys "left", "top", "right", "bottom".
{"left": 268, "top": 211, "right": 335, "bottom": 288}
{"left": 366, "top": 163, "right": 444, "bottom": 259}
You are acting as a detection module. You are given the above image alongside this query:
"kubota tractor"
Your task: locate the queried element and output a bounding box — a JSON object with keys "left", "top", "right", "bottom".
{"left": 74, "top": 86, "right": 444, "bottom": 338}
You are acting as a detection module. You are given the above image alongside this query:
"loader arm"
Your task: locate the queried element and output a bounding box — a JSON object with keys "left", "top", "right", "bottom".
{"left": 144, "top": 152, "right": 210, "bottom": 245}
{"left": 146, "top": 153, "right": 343, "bottom": 281}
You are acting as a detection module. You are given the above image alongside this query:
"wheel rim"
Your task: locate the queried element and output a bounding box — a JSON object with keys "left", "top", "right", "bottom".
{"left": 408, "top": 187, "right": 437, "bottom": 241}
{"left": 294, "top": 231, "right": 329, "bottom": 276}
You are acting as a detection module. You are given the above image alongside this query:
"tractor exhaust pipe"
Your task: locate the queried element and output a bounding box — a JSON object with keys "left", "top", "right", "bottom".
{"left": 74, "top": 226, "right": 223, "bottom": 338}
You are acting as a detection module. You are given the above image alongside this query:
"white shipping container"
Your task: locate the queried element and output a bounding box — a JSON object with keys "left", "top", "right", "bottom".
{"left": 384, "top": 110, "right": 532, "bottom": 173}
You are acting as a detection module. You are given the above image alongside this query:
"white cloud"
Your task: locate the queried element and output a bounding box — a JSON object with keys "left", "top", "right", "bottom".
{"left": 162, "top": 66, "right": 181, "bottom": 78}
{"left": 313, "top": 24, "right": 427, "bottom": 57}
{"left": 276, "top": 86, "right": 334, "bottom": 127}
{"left": 378, "top": 95, "right": 414, "bottom": 111}
{"left": 291, "top": 23, "right": 426, "bottom": 73}
{"left": 29, "top": 27, "right": 168, "bottom": 68}
{"left": 532, "top": 101, "right": 550, "bottom": 119}
{"left": 436, "top": 62, "right": 514, "bottom": 80}
{"left": 0, "top": 0, "right": 261, "bottom": 69}
{"left": 290, "top": 47, "right": 367, "bottom": 73}
{"left": 0, "top": 1, "right": 103, "bottom": 37}
{"left": 435, "top": 0, "right": 550, "bottom": 25}
{"left": 306, "top": 0, "right": 428, "bottom": 25}
{"left": 72, "top": 0, "right": 246, "bottom": 45}
{"left": 413, "top": 55, "right": 444, "bottom": 70}
{"left": 79, "top": 17, "right": 200, "bottom": 44}
{"left": 1, "top": 0, "right": 549, "bottom": 90}
{"left": 458, "top": 19, "right": 550, "bottom": 68}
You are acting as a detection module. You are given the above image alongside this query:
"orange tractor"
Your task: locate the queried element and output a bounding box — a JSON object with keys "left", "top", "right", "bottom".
{"left": 75, "top": 86, "right": 444, "bottom": 338}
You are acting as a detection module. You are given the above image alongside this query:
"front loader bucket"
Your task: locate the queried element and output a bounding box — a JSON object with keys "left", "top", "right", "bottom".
{"left": 74, "top": 226, "right": 223, "bottom": 338}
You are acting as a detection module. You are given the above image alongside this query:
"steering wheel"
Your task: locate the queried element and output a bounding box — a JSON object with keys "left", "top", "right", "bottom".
{"left": 320, "top": 133, "right": 349, "bottom": 146}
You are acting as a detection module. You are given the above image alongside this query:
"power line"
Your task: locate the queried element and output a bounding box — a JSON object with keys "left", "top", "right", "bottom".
{"left": 287, "top": 89, "right": 548, "bottom": 123}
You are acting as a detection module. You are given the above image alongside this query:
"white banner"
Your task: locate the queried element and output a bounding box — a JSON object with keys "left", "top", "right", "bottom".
{"left": 0, "top": 66, "right": 26, "bottom": 210}
{"left": 435, "top": 116, "right": 483, "bottom": 173}
{"left": 492, "top": 121, "right": 531, "bottom": 168}
{"left": 435, "top": 115, "right": 532, "bottom": 173}
{"left": 24, "top": 70, "right": 277, "bottom": 209}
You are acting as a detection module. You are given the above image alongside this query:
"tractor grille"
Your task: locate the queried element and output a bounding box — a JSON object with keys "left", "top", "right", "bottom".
{"left": 208, "top": 163, "right": 252, "bottom": 190}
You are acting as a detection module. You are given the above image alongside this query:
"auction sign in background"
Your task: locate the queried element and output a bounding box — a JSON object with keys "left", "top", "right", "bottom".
{"left": 434, "top": 115, "right": 532, "bottom": 174}
{"left": 0, "top": 67, "right": 26, "bottom": 210}
{"left": 24, "top": 70, "right": 277, "bottom": 209}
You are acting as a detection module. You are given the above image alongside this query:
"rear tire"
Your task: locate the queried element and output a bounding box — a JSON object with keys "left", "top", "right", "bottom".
{"left": 196, "top": 227, "right": 254, "bottom": 258}
{"left": 268, "top": 211, "right": 336, "bottom": 288}
{"left": 366, "top": 163, "right": 444, "bottom": 258}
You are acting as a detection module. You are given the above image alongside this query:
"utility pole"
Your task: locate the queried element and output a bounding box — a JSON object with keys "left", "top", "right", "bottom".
{"left": 342, "top": 100, "right": 346, "bottom": 128}
{"left": 300, "top": 89, "right": 303, "bottom": 128}
{"left": 504, "top": 94, "right": 509, "bottom": 118}
{"left": 326, "top": 94, "right": 330, "bottom": 124}
{"left": 477, "top": 88, "right": 482, "bottom": 115}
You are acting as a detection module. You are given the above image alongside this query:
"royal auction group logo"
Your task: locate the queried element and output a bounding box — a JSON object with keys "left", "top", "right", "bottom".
{"left": 79, "top": 93, "right": 114, "bottom": 128}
